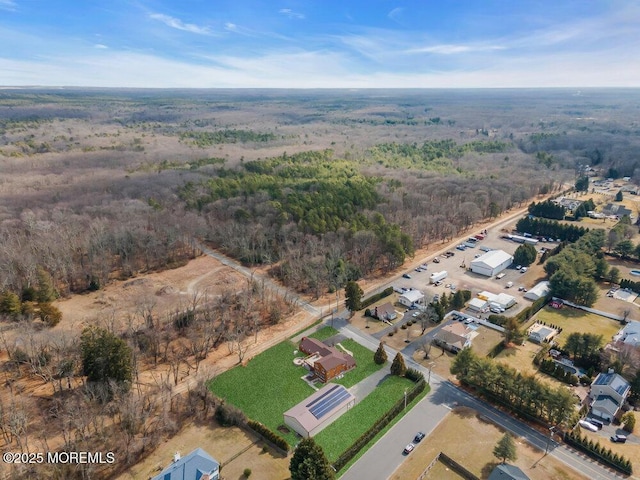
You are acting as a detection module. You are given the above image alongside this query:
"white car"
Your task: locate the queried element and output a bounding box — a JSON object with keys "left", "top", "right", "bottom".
{"left": 578, "top": 420, "right": 599, "bottom": 432}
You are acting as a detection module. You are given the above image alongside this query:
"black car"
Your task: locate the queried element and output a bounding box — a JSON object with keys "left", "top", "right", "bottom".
{"left": 413, "top": 432, "right": 426, "bottom": 443}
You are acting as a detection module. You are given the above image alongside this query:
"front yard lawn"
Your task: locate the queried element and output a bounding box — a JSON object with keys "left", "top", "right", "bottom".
{"left": 332, "top": 338, "right": 384, "bottom": 388}
{"left": 308, "top": 325, "right": 340, "bottom": 341}
{"left": 208, "top": 340, "right": 313, "bottom": 445}
{"left": 314, "top": 375, "right": 416, "bottom": 462}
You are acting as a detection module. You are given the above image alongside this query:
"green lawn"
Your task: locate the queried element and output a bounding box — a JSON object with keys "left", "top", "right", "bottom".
{"left": 314, "top": 375, "right": 416, "bottom": 462}
{"left": 208, "top": 340, "right": 313, "bottom": 445}
{"left": 332, "top": 339, "right": 384, "bottom": 388}
{"left": 308, "top": 326, "right": 340, "bottom": 341}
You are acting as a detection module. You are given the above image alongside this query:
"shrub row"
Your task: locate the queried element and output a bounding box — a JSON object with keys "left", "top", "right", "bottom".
{"left": 538, "top": 358, "right": 579, "bottom": 385}
{"left": 515, "top": 296, "right": 549, "bottom": 323}
{"left": 360, "top": 287, "right": 394, "bottom": 310}
{"left": 246, "top": 420, "right": 289, "bottom": 453}
{"left": 620, "top": 278, "right": 640, "bottom": 294}
{"left": 564, "top": 429, "right": 632, "bottom": 474}
{"left": 332, "top": 375, "right": 425, "bottom": 472}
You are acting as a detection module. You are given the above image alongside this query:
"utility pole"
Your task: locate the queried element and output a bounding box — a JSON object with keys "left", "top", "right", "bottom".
{"left": 404, "top": 388, "right": 408, "bottom": 409}
{"left": 545, "top": 426, "right": 556, "bottom": 455}
{"left": 427, "top": 362, "right": 435, "bottom": 384}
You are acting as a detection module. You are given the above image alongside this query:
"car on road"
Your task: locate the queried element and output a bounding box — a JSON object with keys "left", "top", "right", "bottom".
{"left": 578, "top": 420, "right": 599, "bottom": 432}
{"left": 611, "top": 434, "right": 627, "bottom": 443}
{"left": 403, "top": 443, "right": 415, "bottom": 454}
{"left": 413, "top": 432, "right": 426, "bottom": 443}
{"left": 402, "top": 273, "right": 412, "bottom": 279}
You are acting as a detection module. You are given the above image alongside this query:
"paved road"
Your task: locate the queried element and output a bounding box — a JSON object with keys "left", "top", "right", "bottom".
{"left": 335, "top": 319, "right": 625, "bottom": 480}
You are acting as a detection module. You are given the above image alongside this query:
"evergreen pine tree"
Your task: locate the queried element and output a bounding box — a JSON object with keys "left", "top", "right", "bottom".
{"left": 374, "top": 342, "right": 388, "bottom": 365}
{"left": 390, "top": 352, "right": 407, "bottom": 376}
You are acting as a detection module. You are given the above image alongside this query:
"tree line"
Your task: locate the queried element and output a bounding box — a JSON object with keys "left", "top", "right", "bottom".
{"left": 516, "top": 216, "right": 589, "bottom": 242}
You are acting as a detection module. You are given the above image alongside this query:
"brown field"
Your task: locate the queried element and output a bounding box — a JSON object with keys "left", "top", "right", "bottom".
{"left": 389, "top": 406, "right": 587, "bottom": 480}
{"left": 115, "top": 421, "right": 289, "bottom": 480}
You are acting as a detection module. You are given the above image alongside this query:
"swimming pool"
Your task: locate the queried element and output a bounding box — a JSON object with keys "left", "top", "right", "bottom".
{"left": 630, "top": 269, "right": 640, "bottom": 276}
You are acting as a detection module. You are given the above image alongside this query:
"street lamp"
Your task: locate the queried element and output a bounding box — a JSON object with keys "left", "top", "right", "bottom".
{"left": 427, "top": 362, "right": 435, "bottom": 384}
{"left": 404, "top": 388, "right": 408, "bottom": 409}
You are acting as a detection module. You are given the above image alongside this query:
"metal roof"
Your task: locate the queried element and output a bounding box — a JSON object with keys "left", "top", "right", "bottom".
{"left": 284, "top": 383, "right": 355, "bottom": 434}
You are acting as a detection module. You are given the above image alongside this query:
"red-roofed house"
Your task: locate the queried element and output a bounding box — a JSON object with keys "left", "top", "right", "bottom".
{"left": 299, "top": 337, "right": 356, "bottom": 383}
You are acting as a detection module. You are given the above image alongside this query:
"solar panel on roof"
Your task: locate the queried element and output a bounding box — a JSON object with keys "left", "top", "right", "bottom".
{"left": 307, "top": 385, "right": 352, "bottom": 420}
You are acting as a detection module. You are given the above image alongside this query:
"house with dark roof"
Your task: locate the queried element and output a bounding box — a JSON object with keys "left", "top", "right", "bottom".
{"left": 299, "top": 337, "right": 356, "bottom": 383}
{"left": 284, "top": 382, "right": 355, "bottom": 437}
{"left": 602, "top": 203, "right": 633, "bottom": 219}
{"left": 487, "top": 463, "right": 530, "bottom": 480}
{"left": 589, "top": 371, "right": 631, "bottom": 422}
{"left": 151, "top": 448, "right": 219, "bottom": 480}
{"left": 374, "top": 302, "right": 397, "bottom": 321}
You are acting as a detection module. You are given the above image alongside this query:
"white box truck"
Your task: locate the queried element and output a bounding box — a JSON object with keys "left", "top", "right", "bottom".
{"left": 430, "top": 271, "right": 448, "bottom": 284}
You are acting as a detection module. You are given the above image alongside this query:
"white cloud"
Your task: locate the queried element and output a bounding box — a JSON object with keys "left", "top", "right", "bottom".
{"left": 0, "top": 0, "right": 17, "bottom": 11}
{"left": 149, "top": 13, "right": 212, "bottom": 35}
{"left": 388, "top": 7, "right": 403, "bottom": 22}
{"left": 279, "top": 8, "right": 305, "bottom": 20}
{"left": 1, "top": 46, "right": 639, "bottom": 89}
{"left": 408, "top": 44, "right": 506, "bottom": 55}
{"left": 94, "top": 44, "right": 108, "bottom": 49}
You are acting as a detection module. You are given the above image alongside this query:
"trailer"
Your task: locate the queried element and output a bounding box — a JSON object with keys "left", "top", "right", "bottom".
{"left": 429, "top": 271, "right": 448, "bottom": 284}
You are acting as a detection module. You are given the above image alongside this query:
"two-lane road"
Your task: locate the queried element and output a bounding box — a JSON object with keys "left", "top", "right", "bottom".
{"left": 335, "top": 320, "right": 625, "bottom": 480}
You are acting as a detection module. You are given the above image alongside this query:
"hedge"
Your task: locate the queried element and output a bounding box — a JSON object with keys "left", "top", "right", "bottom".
{"left": 564, "top": 429, "right": 632, "bottom": 474}
{"left": 360, "top": 287, "right": 394, "bottom": 310}
{"left": 246, "top": 420, "right": 289, "bottom": 453}
{"left": 332, "top": 373, "right": 425, "bottom": 472}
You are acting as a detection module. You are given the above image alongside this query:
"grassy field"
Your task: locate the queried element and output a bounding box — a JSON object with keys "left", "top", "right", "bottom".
{"left": 308, "top": 325, "right": 340, "bottom": 341}
{"left": 494, "top": 341, "right": 567, "bottom": 389}
{"left": 389, "top": 406, "right": 587, "bottom": 480}
{"left": 209, "top": 330, "right": 384, "bottom": 445}
{"left": 332, "top": 338, "right": 384, "bottom": 388}
{"left": 533, "top": 306, "right": 621, "bottom": 347}
{"left": 314, "top": 375, "right": 416, "bottom": 462}
{"left": 208, "top": 340, "right": 314, "bottom": 445}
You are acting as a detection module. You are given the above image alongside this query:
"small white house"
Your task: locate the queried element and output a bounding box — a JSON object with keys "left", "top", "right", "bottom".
{"left": 399, "top": 289, "right": 424, "bottom": 307}
{"left": 524, "top": 281, "right": 551, "bottom": 301}
{"left": 470, "top": 250, "right": 513, "bottom": 277}
{"left": 612, "top": 320, "right": 640, "bottom": 347}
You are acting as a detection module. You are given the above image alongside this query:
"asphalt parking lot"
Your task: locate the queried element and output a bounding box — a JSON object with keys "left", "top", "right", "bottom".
{"left": 394, "top": 222, "right": 559, "bottom": 316}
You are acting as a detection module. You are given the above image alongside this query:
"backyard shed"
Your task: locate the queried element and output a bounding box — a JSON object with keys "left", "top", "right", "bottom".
{"left": 283, "top": 383, "right": 355, "bottom": 438}
{"left": 470, "top": 250, "right": 513, "bottom": 277}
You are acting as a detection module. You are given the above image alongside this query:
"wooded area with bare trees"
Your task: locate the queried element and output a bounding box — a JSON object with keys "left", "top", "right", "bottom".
{"left": 2, "top": 88, "right": 640, "bottom": 478}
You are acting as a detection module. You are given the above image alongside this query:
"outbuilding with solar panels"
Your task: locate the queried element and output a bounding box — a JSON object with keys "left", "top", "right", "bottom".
{"left": 283, "top": 383, "right": 356, "bottom": 438}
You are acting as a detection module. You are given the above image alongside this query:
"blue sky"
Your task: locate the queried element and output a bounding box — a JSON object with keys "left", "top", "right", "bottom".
{"left": 1, "top": 0, "right": 639, "bottom": 88}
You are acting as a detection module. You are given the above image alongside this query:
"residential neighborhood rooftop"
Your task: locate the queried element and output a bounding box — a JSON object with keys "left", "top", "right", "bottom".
{"left": 593, "top": 372, "right": 631, "bottom": 396}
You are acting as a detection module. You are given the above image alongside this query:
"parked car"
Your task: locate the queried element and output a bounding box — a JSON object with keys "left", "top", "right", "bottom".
{"left": 403, "top": 273, "right": 412, "bottom": 279}
{"left": 403, "top": 443, "right": 415, "bottom": 454}
{"left": 414, "top": 432, "right": 426, "bottom": 443}
{"left": 611, "top": 434, "right": 627, "bottom": 443}
{"left": 515, "top": 264, "right": 522, "bottom": 270}
{"left": 505, "top": 281, "right": 514, "bottom": 288}
{"left": 578, "top": 420, "right": 599, "bottom": 432}
{"left": 587, "top": 418, "right": 604, "bottom": 429}
{"left": 433, "top": 257, "right": 440, "bottom": 263}
{"left": 520, "top": 267, "right": 528, "bottom": 273}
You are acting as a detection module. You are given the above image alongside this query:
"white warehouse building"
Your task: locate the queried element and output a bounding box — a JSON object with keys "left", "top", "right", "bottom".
{"left": 398, "top": 289, "right": 424, "bottom": 307}
{"left": 470, "top": 250, "right": 513, "bottom": 277}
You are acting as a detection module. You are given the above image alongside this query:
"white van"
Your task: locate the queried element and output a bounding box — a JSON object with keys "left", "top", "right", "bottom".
{"left": 505, "top": 281, "right": 513, "bottom": 288}
{"left": 496, "top": 273, "right": 506, "bottom": 279}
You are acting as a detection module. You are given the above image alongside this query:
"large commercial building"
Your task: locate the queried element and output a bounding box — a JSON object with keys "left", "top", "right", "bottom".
{"left": 284, "top": 383, "right": 355, "bottom": 438}
{"left": 470, "top": 250, "right": 513, "bottom": 277}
